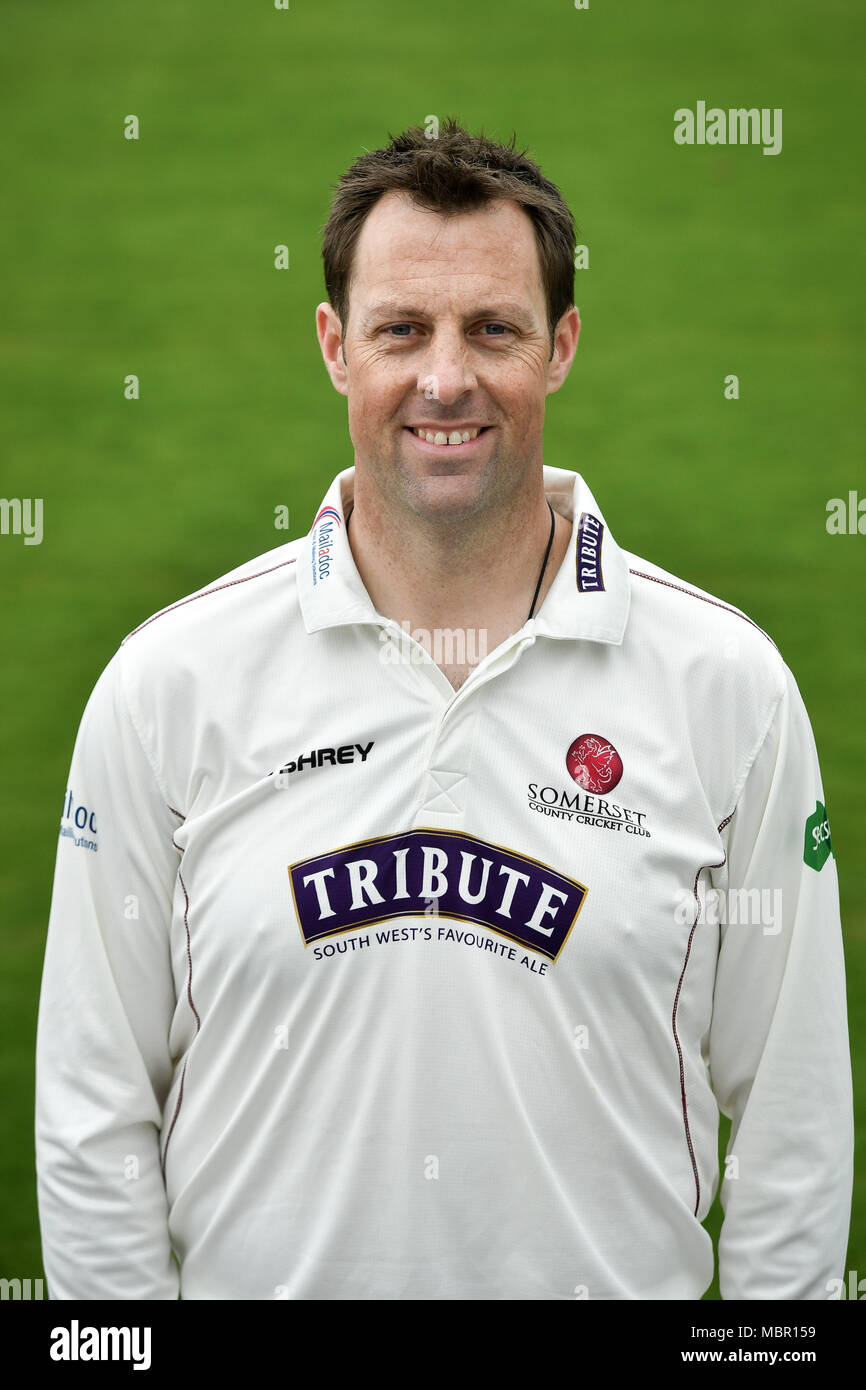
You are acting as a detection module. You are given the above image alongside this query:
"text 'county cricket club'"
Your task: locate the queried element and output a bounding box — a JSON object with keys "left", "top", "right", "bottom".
{"left": 310, "top": 505, "right": 342, "bottom": 586}
{"left": 527, "top": 735, "right": 652, "bottom": 838}
{"left": 289, "top": 829, "right": 588, "bottom": 963}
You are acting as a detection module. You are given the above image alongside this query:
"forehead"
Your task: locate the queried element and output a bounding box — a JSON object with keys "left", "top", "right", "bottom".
{"left": 350, "top": 191, "right": 544, "bottom": 312}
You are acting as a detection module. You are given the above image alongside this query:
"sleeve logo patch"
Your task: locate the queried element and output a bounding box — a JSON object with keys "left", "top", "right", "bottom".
{"left": 59, "top": 788, "right": 99, "bottom": 853}
{"left": 803, "top": 801, "right": 833, "bottom": 872}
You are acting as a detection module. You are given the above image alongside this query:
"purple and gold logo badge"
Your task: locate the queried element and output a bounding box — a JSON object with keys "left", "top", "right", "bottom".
{"left": 576, "top": 511, "right": 604, "bottom": 592}
{"left": 289, "top": 828, "right": 587, "bottom": 963}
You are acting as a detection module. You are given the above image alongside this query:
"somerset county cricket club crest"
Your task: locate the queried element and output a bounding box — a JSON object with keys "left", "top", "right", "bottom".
{"left": 526, "top": 732, "right": 647, "bottom": 839}
{"left": 566, "top": 734, "right": 623, "bottom": 794}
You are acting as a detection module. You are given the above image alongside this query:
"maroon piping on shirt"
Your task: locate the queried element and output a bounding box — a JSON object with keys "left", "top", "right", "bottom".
{"left": 673, "top": 811, "right": 735, "bottom": 1218}
{"left": 628, "top": 570, "right": 777, "bottom": 649}
{"left": 160, "top": 867, "right": 201, "bottom": 1175}
{"left": 125, "top": 557, "right": 298, "bottom": 642}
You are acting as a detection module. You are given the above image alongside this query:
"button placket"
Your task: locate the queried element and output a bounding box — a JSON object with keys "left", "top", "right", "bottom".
{"left": 414, "top": 634, "right": 536, "bottom": 826}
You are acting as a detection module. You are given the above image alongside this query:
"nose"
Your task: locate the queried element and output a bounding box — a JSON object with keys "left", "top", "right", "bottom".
{"left": 417, "top": 326, "right": 478, "bottom": 404}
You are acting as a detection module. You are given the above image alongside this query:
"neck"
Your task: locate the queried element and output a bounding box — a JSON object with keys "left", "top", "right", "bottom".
{"left": 346, "top": 473, "right": 572, "bottom": 663}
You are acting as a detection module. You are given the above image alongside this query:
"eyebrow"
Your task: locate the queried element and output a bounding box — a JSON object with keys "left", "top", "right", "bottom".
{"left": 359, "top": 301, "right": 538, "bottom": 331}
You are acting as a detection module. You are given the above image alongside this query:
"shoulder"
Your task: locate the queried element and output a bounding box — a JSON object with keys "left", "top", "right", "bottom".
{"left": 623, "top": 551, "right": 775, "bottom": 649}
{"left": 113, "top": 534, "right": 306, "bottom": 708}
{"left": 620, "top": 547, "right": 789, "bottom": 716}
{"left": 122, "top": 536, "right": 304, "bottom": 650}
{"left": 615, "top": 550, "right": 806, "bottom": 813}
{"left": 623, "top": 550, "right": 778, "bottom": 658}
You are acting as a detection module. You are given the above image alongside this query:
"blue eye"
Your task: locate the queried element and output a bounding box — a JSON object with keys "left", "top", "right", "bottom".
{"left": 383, "top": 321, "right": 512, "bottom": 338}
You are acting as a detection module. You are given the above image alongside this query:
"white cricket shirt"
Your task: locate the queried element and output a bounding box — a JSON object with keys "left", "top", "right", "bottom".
{"left": 36, "top": 466, "right": 854, "bottom": 1300}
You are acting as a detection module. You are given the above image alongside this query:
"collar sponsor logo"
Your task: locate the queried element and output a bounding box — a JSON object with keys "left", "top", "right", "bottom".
{"left": 310, "top": 505, "right": 342, "bottom": 587}
{"left": 576, "top": 511, "right": 604, "bottom": 592}
{"left": 566, "top": 733, "right": 623, "bottom": 794}
{"left": 271, "top": 741, "right": 374, "bottom": 781}
{"left": 289, "top": 828, "right": 587, "bottom": 963}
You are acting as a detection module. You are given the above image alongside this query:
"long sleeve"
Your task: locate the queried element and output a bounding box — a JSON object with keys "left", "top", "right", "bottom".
{"left": 708, "top": 662, "right": 854, "bottom": 1299}
{"left": 35, "top": 651, "right": 181, "bottom": 1299}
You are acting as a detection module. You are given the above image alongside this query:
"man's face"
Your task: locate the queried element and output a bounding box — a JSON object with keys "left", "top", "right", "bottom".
{"left": 317, "top": 191, "right": 579, "bottom": 525}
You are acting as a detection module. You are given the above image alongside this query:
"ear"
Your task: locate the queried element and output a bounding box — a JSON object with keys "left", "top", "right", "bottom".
{"left": 545, "top": 307, "right": 581, "bottom": 396}
{"left": 316, "top": 302, "right": 349, "bottom": 397}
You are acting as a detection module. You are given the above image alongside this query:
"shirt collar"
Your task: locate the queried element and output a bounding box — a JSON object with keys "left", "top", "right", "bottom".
{"left": 297, "top": 465, "right": 629, "bottom": 646}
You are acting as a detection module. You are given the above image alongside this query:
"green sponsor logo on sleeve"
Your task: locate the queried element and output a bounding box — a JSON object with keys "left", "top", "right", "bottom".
{"left": 804, "top": 800, "right": 833, "bottom": 872}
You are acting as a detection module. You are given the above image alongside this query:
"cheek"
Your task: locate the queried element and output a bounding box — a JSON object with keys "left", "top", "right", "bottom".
{"left": 347, "top": 388, "right": 377, "bottom": 432}
{"left": 500, "top": 385, "right": 546, "bottom": 434}
{"left": 348, "top": 376, "right": 413, "bottom": 436}
{"left": 346, "top": 386, "right": 402, "bottom": 456}
{"left": 494, "top": 355, "right": 550, "bottom": 407}
{"left": 349, "top": 357, "right": 399, "bottom": 402}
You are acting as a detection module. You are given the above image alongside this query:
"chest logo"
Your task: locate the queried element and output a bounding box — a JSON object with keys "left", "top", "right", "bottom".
{"left": 566, "top": 734, "right": 623, "bottom": 795}
{"left": 289, "top": 828, "right": 587, "bottom": 963}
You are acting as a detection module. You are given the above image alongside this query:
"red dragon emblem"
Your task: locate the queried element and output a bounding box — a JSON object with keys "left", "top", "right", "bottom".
{"left": 566, "top": 734, "right": 623, "bottom": 794}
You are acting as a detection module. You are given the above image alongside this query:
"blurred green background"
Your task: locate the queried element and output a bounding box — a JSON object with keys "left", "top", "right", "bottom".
{"left": 1, "top": 0, "right": 862, "bottom": 1301}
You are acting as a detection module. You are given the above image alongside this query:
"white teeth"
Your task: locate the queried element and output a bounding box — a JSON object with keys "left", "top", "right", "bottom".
{"left": 412, "top": 427, "right": 481, "bottom": 445}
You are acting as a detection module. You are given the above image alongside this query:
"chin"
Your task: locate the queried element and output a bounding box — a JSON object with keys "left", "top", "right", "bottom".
{"left": 407, "top": 474, "right": 492, "bottom": 523}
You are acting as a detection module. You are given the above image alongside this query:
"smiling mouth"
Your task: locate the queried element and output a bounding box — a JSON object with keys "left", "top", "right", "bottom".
{"left": 405, "top": 426, "right": 493, "bottom": 447}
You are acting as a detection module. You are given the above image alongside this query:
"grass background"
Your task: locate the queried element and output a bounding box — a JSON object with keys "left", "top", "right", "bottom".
{"left": 0, "top": 0, "right": 863, "bottom": 1300}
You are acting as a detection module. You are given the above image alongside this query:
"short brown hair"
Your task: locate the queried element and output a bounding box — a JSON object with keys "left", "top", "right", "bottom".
{"left": 321, "top": 118, "right": 576, "bottom": 358}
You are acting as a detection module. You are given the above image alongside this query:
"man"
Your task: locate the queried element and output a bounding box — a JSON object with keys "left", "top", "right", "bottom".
{"left": 36, "top": 120, "right": 853, "bottom": 1300}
